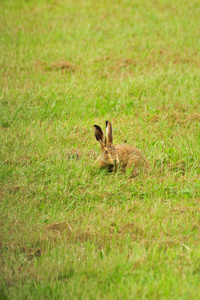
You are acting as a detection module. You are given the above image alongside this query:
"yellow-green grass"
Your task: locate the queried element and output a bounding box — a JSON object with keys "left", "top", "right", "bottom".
{"left": 1, "top": 0, "right": 200, "bottom": 299}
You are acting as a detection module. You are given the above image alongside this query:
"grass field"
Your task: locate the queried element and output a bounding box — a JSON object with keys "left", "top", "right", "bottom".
{"left": 1, "top": 0, "right": 200, "bottom": 299}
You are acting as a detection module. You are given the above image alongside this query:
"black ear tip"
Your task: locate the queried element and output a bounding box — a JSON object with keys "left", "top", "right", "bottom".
{"left": 106, "top": 120, "right": 108, "bottom": 127}
{"left": 93, "top": 125, "right": 102, "bottom": 131}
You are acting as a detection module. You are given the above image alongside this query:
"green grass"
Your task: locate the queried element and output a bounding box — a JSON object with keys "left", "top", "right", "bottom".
{"left": 1, "top": 0, "right": 200, "bottom": 299}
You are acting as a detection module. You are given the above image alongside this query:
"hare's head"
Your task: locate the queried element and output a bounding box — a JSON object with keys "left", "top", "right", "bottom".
{"left": 93, "top": 121, "right": 118, "bottom": 166}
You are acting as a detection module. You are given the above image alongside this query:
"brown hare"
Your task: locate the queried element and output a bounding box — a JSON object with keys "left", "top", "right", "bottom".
{"left": 93, "top": 121, "right": 150, "bottom": 177}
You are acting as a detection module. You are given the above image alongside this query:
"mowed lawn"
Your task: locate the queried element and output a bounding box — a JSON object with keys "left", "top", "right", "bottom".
{"left": 1, "top": 0, "right": 200, "bottom": 299}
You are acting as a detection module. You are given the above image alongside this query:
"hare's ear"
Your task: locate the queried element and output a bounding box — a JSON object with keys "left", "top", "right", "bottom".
{"left": 93, "top": 125, "right": 104, "bottom": 143}
{"left": 106, "top": 121, "right": 113, "bottom": 144}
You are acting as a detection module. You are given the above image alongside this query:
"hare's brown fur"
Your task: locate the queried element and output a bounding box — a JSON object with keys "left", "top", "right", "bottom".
{"left": 93, "top": 121, "right": 150, "bottom": 176}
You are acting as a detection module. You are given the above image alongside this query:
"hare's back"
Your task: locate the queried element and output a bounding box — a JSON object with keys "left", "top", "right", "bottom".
{"left": 115, "top": 144, "right": 150, "bottom": 169}
{"left": 115, "top": 144, "right": 143, "bottom": 158}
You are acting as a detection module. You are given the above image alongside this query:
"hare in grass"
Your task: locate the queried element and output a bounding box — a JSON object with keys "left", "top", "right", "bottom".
{"left": 93, "top": 121, "right": 150, "bottom": 177}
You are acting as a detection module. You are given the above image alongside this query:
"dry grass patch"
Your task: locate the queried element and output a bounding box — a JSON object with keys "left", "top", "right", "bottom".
{"left": 35, "top": 60, "right": 78, "bottom": 73}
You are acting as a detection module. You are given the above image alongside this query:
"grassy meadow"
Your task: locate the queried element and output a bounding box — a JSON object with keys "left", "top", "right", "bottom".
{"left": 1, "top": 0, "right": 200, "bottom": 298}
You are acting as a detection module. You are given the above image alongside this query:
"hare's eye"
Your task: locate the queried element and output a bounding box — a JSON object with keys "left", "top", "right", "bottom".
{"left": 105, "top": 150, "right": 108, "bottom": 154}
